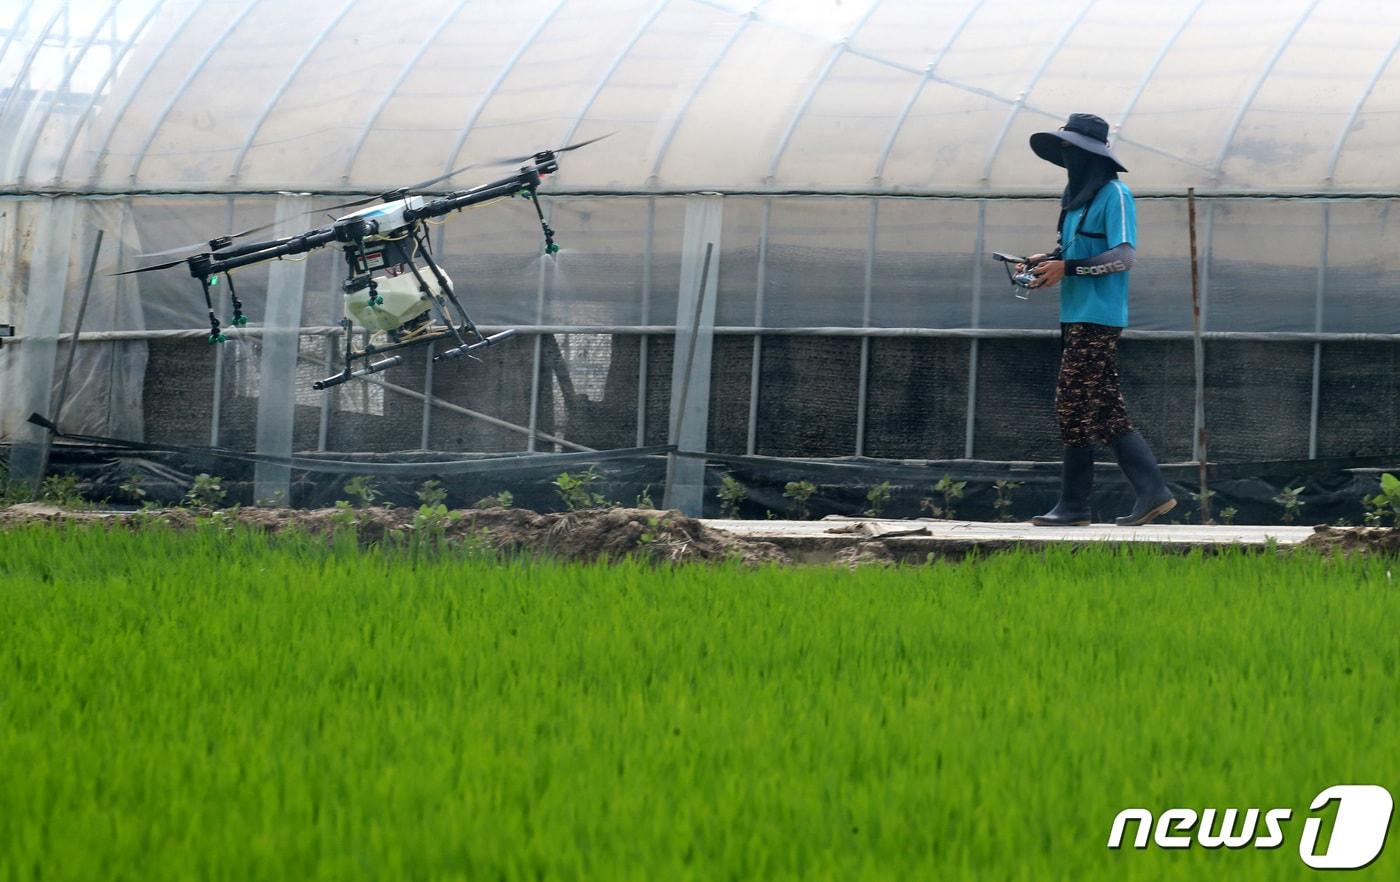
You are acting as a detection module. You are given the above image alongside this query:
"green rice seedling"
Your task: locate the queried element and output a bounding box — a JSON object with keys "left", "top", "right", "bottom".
{"left": 2, "top": 528, "right": 1397, "bottom": 882}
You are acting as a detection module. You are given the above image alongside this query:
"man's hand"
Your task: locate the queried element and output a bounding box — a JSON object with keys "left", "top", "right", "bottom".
{"left": 1013, "top": 253, "right": 1050, "bottom": 274}
{"left": 1029, "top": 260, "right": 1065, "bottom": 289}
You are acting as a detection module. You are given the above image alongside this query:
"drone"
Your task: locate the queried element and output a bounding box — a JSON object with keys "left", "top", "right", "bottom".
{"left": 118, "top": 135, "right": 609, "bottom": 390}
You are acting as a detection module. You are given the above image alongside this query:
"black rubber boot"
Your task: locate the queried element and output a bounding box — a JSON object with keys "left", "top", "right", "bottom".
{"left": 1110, "top": 431, "right": 1176, "bottom": 526}
{"left": 1032, "top": 445, "right": 1094, "bottom": 526}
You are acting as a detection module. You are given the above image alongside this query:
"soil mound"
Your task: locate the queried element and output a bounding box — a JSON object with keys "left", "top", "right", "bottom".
{"left": 1300, "top": 525, "right": 1400, "bottom": 557}
{"left": 0, "top": 504, "right": 788, "bottom": 565}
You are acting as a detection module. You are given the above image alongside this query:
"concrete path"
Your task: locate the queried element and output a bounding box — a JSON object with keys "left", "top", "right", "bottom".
{"left": 702, "top": 517, "right": 1316, "bottom": 560}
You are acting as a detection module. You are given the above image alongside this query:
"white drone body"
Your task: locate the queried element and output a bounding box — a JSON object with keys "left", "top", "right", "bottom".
{"left": 334, "top": 196, "right": 444, "bottom": 330}
{"left": 335, "top": 196, "right": 424, "bottom": 239}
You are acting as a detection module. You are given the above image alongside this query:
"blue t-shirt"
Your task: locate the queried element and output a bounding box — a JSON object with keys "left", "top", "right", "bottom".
{"left": 1060, "top": 179, "right": 1136, "bottom": 327}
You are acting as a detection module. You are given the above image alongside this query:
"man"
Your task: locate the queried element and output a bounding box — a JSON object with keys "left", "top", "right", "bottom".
{"left": 1020, "top": 113, "right": 1175, "bottom": 527}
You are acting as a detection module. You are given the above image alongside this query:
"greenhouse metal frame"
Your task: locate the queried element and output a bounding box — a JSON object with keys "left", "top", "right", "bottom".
{"left": 3, "top": 0, "right": 1398, "bottom": 513}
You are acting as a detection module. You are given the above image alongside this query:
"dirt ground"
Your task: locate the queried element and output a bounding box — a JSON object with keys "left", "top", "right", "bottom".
{"left": 0, "top": 503, "right": 790, "bottom": 565}
{"left": 1299, "top": 524, "right": 1400, "bottom": 557}
{"left": 4, "top": 503, "right": 1397, "bottom": 564}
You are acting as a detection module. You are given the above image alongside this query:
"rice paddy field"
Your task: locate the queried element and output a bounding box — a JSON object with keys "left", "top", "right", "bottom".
{"left": 2, "top": 523, "right": 1397, "bottom": 881}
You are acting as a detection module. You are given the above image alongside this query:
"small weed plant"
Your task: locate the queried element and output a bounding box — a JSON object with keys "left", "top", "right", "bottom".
{"left": 343, "top": 475, "right": 380, "bottom": 508}
{"left": 718, "top": 475, "right": 747, "bottom": 518}
{"left": 473, "top": 490, "right": 514, "bottom": 509}
{"left": 554, "top": 467, "right": 607, "bottom": 512}
{"left": 783, "top": 480, "right": 816, "bottom": 520}
{"left": 864, "top": 481, "right": 892, "bottom": 518}
{"left": 921, "top": 475, "right": 966, "bottom": 520}
{"left": 185, "top": 474, "right": 226, "bottom": 510}
{"left": 119, "top": 472, "right": 147, "bottom": 505}
{"left": 40, "top": 474, "right": 85, "bottom": 508}
{"left": 1363, "top": 473, "right": 1400, "bottom": 528}
{"left": 417, "top": 480, "right": 448, "bottom": 508}
{"left": 993, "top": 480, "right": 1021, "bottom": 522}
{"left": 1273, "top": 485, "right": 1305, "bottom": 524}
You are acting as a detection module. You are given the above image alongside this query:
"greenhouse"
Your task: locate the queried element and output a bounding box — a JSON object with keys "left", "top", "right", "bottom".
{"left": 2, "top": 0, "right": 1398, "bottom": 516}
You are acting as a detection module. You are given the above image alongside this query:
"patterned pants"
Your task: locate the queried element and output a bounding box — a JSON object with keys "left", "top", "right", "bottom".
{"left": 1055, "top": 322, "right": 1135, "bottom": 447}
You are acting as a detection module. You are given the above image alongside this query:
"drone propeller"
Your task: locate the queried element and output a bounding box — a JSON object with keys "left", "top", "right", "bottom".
{"left": 480, "top": 132, "right": 615, "bottom": 168}
{"left": 111, "top": 257, "right": 190, "bottom": 276}
{"left": 137, "top": 217, "right": 287, "bottom": 260}
{"left": 304, "top": 159, "right": 495, "bottom": 216}
{"left": 310, "top": 132, "right": 615, "bottom": 213}
{"left": 128, "top": 134, "right": 614, "bottom": 266}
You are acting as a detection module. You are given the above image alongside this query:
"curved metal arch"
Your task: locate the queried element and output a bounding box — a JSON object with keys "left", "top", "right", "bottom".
{"left": 339, "top": 0, "right": 472, "bottom": 185}
{"left": 648, "top": 3, "right": 765, "bottom": 182}
{"left": 764, "top": 0, "right": 884, "bottom": 183}
{"left": 14, "top": 0, "right": 123, "bottom": 185}
{"left": 1115, "top": 0, "right": 1206, "bottom": 140}
{"left": 229, "top": 0, "right": 361, "bottom": 183}
{"left": 86, "top": 0, "right": 205, "bottom": 185}
{"left": 0, "top": 3, "right": 66, "bottom": 129}
{"left": 685, "top": 0, "right": 1208, "bottom": 184}
{"left": 0, "top": 0, "right": 41, "bottom": 79}
{"left": 1211, "top": 0, "right": 1320, "bottom": 179}
{"left": 556, "top": 0, "right": 673, "bottom": 154}
{"left": 980, "top": 0, "right": 1098, "bottom": 182}
{"left": 443, "top": 0, "right": 567, "bottom": 174}
{"left": 1327, "top": 31, "right": 1400, "bottom": 181}
{"left": 51, "top": 0, "right": 167, "bottom": 185}
{"left": 871, "top": 0, "right": 984, "bottom": 184}
{"left": 128, "top": 0, "right": 263, "bottom": 185}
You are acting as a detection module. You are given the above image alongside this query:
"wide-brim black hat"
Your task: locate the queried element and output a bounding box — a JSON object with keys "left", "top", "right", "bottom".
{"left": 1030, "top": 112, "right": 1128, "bottom": 173}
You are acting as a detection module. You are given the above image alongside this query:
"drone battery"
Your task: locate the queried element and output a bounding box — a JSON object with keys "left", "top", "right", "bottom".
{"left": 347, "top": 235, "right": 415, "bottom": 276}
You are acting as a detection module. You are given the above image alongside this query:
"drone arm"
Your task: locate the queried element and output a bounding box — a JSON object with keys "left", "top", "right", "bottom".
{"left": 192, "top": 227, "right": 339, "bottom": 278}
{"left": 208, "top": 235, "right": 297, "bottom": 262}
{"left": 405, "top": 168, "right": 543, "bottom": 223}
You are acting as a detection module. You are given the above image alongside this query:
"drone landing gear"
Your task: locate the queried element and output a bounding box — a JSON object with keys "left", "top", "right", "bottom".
{"left": 190, "top": 263, "right": 247, "bottom": 344}
{"left": 437, "top": 328, "right": 519, "bottom": 361}
{"left": 311, "top": 326, "right": 519, "bottom": 390}
{"left": 313, "top": 319, "right": 399, "bottom": 391}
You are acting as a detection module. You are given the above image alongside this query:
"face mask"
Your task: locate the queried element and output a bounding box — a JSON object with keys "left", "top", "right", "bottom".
{"left": 1063, "top": 145, "right": 1094, "bottom": 184}
{"left": 1060, "top": 144, "right": 1115, "bottom": 210}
